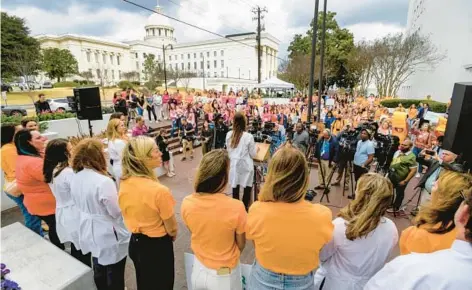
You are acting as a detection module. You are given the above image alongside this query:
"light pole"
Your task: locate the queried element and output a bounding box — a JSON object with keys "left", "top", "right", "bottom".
{"left": 162, "top": 44, "right": 173, "bottom": 91}
{"left": 317, "top": 0, "right": 328, "bottom": 123}
{"left": 307, "top": 0, "right": 320, "bottom": 124}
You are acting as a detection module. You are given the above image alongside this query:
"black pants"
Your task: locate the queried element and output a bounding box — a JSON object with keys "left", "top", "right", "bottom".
{"left": 129, "top": 233, "right": 174, "bottom": 290}
{"left": 146, "top": 106, "right": 157, "bottom": 121}
{"left": 393, "top": 184, "right": 407, "bottom": 210}
{"left": 233, "top": 185, "right": 252, "bottom": 211}
{"left": 36, "top": 214, "right": 64, "bottom": 250}
{"left": 71, "top": 243, "right": 92, "bottom": 267}
{"left": 92, "top": 257, "right": 127, "bottom": 290}
{"left": 353, "top": 164, "right": 368, "bottom": 182}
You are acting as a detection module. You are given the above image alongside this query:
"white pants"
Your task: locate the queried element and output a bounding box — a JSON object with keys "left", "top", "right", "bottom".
{"left": 155, "top": 105, "right": 162, "bottom": 120}
{"left": 191, "top": 257, "right": 242, "bottom": 290}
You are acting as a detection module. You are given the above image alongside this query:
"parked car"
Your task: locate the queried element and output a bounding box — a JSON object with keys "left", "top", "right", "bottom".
{"left": 27, "top": 81, "right": 42, "bottom": 90}
{"left": 42, "top": 81, "right": 53, "bottom": 89}
{"left": 1, "top": 105, "right": 27, "bottom": 117}
{"left": 47, "top": 98, "right": 72, "bottom": 112}
{"left": 1, "top": 82, "right": 13, "bottom": 92}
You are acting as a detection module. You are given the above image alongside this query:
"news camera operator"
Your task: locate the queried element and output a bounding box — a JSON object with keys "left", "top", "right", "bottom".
{"left": 292, "top": 123, "right": 309, "bottom": 154}
{"left": 213, "top": 114, "right": 228, "bottom": 150}
{"left": 415, "top": 148, "right": 461, "bottom": 205}
{"left": 333, "top": 124, "right": 357, "bottom": 187}
{"left": 386, "top": 140, "right": 417, "bottom": 216}
{"left": 314, "top": 129, "right": 340, "bottom": 189}
{"left": 351, "top": 129, "right": 375, "bottom": 198}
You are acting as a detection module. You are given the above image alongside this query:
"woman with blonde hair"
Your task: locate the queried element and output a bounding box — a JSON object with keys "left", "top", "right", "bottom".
{"left": 400, "top": 170, "right": 472, "bottom": 255}
{"left": 314, "top": 173, "right": 398, "bottom": 290}
{"left": 226, "top": 111, "right": 258, "bottom": 210}
{"left": 70, "top": 138, "right": 130, "bottom": 290}
{"left": 107, "top": 118, "right": 127, "bottom": 187}
{"left": 246, "top": 144, "right": 334, "bottom": 289}
{"left": 181, "top": 149, "right": 247, "bottom": 290}
{"left": 119, "top": 136, "right": 177, "bottom": 290}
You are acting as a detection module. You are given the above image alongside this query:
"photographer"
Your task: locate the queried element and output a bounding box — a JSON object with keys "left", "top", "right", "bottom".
{"left": 415, "top": 149, "right": 460, "bottom": 205}
{"left": 314, "top": 129, "right": 339, "bottom": 189}
{"left": 292, "top": 123, "right": 309, "bottom": 154}
{"left": 387, "top": 140, "right": 417, "bottom": 216}
{"left": 179, "top": 117, "right": 194, "bottom": 161}
{"left": 352, "top": 129, "right": 375, "bottom": 197}
{"left": 213, "top": 114, "right": 228, "bottom": 150}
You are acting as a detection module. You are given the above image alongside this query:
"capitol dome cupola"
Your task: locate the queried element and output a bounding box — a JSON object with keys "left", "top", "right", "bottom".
{"left": 144, "top": 1, "right": 176, "bottom": 45}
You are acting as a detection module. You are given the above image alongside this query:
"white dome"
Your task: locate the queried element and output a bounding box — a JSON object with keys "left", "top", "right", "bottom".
{"left": 146, "top": 6, "right": 172, "bottom": 28}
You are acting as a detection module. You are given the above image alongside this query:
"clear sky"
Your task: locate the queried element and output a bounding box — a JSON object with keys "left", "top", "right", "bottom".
{"left": 2, "top": 0, "right": 408, "bottom": 58}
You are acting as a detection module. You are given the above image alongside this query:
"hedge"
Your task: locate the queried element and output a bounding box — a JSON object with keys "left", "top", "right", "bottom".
{"left": 380, "top": 99, "right": 447, "bottom": 113}
{"left": 53, "top": 81, "right": 78, "bottom": 88}
{"left": 117, "top": 80, "right": 135, "bottom": 90}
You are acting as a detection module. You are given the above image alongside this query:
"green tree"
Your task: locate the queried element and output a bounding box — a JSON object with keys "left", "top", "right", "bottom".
{"left": 79, "top": 71, "right": 93, "bottom": 83}
{"left": 286, "top": 11, "right": 356, "bottom": 90}
{"left": 1, "top": 12, "right": 42, "bottom": 79}
{"left": 42, "top": 48, "right": 78, "bottom": 82}
{"left": 143, "top": 54, "right": 165, "bottom": 90}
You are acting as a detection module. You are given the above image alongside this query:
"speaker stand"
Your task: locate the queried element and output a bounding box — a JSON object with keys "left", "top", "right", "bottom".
{"left": 88, "top": 119, "right": 93, "bottom": 137}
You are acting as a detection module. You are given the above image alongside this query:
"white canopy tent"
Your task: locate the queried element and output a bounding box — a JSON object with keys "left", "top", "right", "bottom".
{"left": 254, "top": 77, "right": 295, "bottom": 89}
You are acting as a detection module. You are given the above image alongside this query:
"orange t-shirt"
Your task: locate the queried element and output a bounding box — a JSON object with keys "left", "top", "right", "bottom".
{"left": 246, "top": 201, "right": 333, "bottom": 275}
{"left": 119, "top": 176, "right": 176, "bottom": 237}
{"left": 1, "top": 143, "right": 17, "bottom": 183}
{"left": 181, "top": 193, "right": 247, "bottom": 269}
{"left": 16, "top": 155, "right": 55, "bottom": 216}
{"left": 408, "top": 108, "right": 418, "bottom": 119}
{"left": 399, "top": 225, "right": 457, "bottom": 255}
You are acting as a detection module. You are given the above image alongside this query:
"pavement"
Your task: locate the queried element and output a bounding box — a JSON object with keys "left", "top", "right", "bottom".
{"left": 1, "top": 142, "right": 419, "bottom": 290}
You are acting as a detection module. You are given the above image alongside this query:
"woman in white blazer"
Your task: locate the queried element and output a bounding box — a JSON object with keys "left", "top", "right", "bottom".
{"left": 226, "top": 111, "right": 258, "bottom": 211}
{"left": 106, "top": 118, "right": 128, "bottom": 188}
{"left": 71, "top": 138, "right": 130, "bottom": 290}
{"left": 43, "top": 138, "right": 91, "bottom": 266}
{"left": 314, "top": 173, "right": 398, "bottom": 290}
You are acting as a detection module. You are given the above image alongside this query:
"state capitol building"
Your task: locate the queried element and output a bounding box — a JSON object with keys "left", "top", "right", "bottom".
{"left": 36, "top": 3, "right": 280, "bottom": 90}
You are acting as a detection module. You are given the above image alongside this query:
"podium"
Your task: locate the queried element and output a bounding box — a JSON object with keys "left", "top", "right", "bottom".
{"left": 254, "top": 142, "right": 270, "bottom": 162}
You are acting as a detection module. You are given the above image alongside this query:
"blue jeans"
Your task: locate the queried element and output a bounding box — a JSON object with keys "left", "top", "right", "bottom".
{"left": 170, "top": 118, "right": 181, "bottom": 138}
{"left": 4, "top": 192, "right": 43, "bottom": 236}
{"left": 248, "top": 260, "right": 315, "bottom": 290}
{"left": 412, "top": 146, "right": 423, "bottom": 174}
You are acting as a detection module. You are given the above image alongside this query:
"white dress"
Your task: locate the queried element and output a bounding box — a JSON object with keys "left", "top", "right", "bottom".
{"left": 226, "top": 131, "right": 257, "bottom": 188}
{"left": 49, "top": 167, "right": 80, "bottom": 249}
{"left": 107, "top": 138, "right": 127, "bottom": 188}
{"left": 70, "top": 168, "right": 130, "bottom": 266}
{"left": 314, "top": 217, "right": 398, "bottom": 290}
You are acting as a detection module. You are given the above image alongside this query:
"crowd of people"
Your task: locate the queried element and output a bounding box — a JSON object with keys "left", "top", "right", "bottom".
{"left": 1, "top": 89, "right": 471, "bottom": 290}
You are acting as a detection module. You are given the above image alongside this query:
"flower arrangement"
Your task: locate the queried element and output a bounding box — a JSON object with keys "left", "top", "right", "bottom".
{"left": 1, "top": 263, "right": 20, "bottom": 290}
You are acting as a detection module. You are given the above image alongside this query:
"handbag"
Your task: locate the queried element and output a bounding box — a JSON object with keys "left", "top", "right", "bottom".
{"left": 5, "top": 180, "right": 22, "bottom": 197}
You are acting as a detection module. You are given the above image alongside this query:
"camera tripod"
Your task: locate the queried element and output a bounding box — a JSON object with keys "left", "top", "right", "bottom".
{"left": 317, "top": 157, "right": 356, "bottom": 203}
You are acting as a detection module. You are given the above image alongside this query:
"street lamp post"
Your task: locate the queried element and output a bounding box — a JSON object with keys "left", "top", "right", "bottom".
{"left": 162, "top": 44, "right": 173, "bottom": 91}
{"left": 307, "top": 0, "right": 320, "bottom": 124}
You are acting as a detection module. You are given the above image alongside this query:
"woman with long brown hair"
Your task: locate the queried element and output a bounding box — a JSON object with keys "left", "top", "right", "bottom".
{"left": 246, "top": 144, "right": 333, "bottom": 289}
{"left": 70, "top": 138, "right": 130, "bottom": 290}
{"left": 182, "top": 149, "right": 247, "bottom": 289}
{"left": 226, "top": 111, "right": 258, "bottom": 210}
{"left": 400, "top": 170, "right": 472, "bottom": 255}
{"left": 314, "top": 173, "right": 397, "bottom": 289}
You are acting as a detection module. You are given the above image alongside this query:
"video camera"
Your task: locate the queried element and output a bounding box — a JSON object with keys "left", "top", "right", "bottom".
{"left": 338, "top": 128, "right": 359, "bottom": 161}
{"left": 249, "top": 118, "right": 275, "bottom": 143}
{"left": 306, "top": 122, "right": 320, "bottom": 145}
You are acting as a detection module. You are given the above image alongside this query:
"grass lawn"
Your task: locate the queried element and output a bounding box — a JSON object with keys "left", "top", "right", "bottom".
{"left": 1, "top": 86, "right": 196, "bottom": 106}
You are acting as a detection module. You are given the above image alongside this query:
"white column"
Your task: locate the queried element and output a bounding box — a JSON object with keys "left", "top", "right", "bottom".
{"left": 265, "top": 46, "right": 269, "bottom": 80}
{"left": 274, "top": 51, "right": 278, "bottom": 76}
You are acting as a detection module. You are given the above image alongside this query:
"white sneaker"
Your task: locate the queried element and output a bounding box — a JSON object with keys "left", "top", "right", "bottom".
{"left": 415, "top": 173, "right": 421, "bottom": 178}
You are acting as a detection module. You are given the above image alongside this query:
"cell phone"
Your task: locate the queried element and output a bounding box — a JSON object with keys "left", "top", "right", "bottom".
{"left": 425, "top": 150, "right": 435, "bottom": 155}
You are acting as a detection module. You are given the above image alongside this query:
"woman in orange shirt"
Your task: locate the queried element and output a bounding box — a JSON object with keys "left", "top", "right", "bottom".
{"left": 182, "top": 149, "right": 247, "bottom": 290}
{"left": 246, "top": 145, "right": 334, "bottom": 289}
{"left": 119, "top": 136, "right": 177, "bottom": 290}
{"left": 1, "top": 124, "right": 43, "bottom": 236}
{"left": 400, "top": 170, "right": 472, "bottom": 255}
{"left": 14, "top": 129, "right": 62, "bottom": 249}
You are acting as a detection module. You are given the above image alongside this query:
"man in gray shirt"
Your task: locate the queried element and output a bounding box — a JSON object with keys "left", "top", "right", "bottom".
{"left": 292, "top": 123, "right": 309, "bottom": 154}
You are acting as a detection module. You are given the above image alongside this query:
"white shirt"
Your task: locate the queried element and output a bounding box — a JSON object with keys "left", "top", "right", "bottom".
{"left": 314, "top": 217, "right": 398, "bottom": 290}
{"left": 107, "top": 138, "right": 127, "bottom": 188}
{"left": 226, "top": 131, "right": 257, "bottom": 188}
{"left": 70, "top": 169, "right": 130, "bottom": 265}
{"left": 153, "top": 94, "right": 162, "bottom": 106}
{"left": 49, "top": 167, "right": 80, "bottom": 248}
{"left": 365, "top": 240, "right": 472, "bottom": 290}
